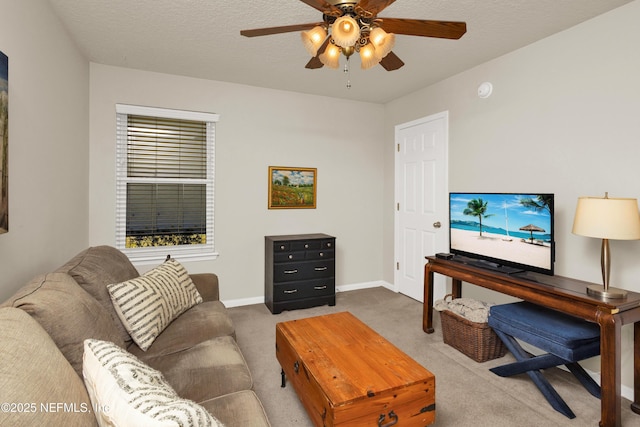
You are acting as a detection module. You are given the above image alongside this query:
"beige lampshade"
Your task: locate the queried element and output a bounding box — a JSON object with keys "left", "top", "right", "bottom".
{"left": 301, "top": 26, "right": 327, "bottom": 56}
{"left": 319, "top": 43, "right": 341, "bottom": 69}
{"left": 369, "top": 27, "right": 395, "bottom": 59}
{"left": 572, "top": 195, "right": 640, "bottom": 240}
{"left": 359, "top": 43, "right": 379, "bottom": 69}
{"left": 331, "top": 16, "right": 360, "bottom": 48}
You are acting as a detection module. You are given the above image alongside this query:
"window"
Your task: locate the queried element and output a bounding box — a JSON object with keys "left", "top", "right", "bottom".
{"left": 115, "top": 105, "right": 219, "bottom": 262}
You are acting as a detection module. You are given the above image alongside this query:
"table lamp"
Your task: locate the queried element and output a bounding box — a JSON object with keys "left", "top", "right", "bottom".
{"left": 572, "top": 192, "right": 640, "bottom": 299}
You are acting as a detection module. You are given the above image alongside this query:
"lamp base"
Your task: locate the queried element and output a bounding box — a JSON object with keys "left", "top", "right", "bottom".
{"left": 586, "top": 284, "right": 627, "bottom": 299}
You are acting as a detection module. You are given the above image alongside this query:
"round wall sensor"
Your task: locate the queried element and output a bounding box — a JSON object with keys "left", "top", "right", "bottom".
{"left": 478, "top": 82, "right": 493, "bottom": 98}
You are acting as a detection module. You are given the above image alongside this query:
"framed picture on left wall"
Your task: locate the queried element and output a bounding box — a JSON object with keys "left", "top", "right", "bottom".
{"left": 0, "top": 50, "right": 8, "bottom": 234}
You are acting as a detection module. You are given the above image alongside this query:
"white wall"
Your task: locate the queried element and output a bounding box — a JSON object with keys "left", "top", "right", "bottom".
{"left": 89, "top": 64, "right": 386, "bottom": 302}
{"left": 3, "top": 0, "right": 638, "bottom": 398}
{"left": 384, "top": 0, "right": 640, "bottom": 394}
{"left": 0, "top": 0, "right": 89, "bottom": 301}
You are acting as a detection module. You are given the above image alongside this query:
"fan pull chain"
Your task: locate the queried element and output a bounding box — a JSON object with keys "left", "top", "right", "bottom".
{"left": 344, "top": 58, "right": 351, "bottom": 89}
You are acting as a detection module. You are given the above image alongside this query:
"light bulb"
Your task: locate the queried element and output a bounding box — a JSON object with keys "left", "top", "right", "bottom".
{"left": 301, "top": 26, "right": 327, "bottom": 56}
{"left": 331, "top": 16, "right": 360, "bottom": 48}
{"left": 319, "top": 43, "right": 341, "bottom": 69}
{"left": 359, "top": 43, "right": 379, "bottom": 69}
{"left": 369, "top": 27, "right": 395, "bottom": 60}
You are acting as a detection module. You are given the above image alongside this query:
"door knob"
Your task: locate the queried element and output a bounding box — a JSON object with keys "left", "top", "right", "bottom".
{"left": 433, "top": 222, "right": 441, "bottom": 228}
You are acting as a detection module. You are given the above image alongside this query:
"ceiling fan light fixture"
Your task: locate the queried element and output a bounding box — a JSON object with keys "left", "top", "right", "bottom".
{"left": 369, "top": 27, "right": 395, "bottom": 60}
{"left": 319, "top": 43, "right": 341, "bottom": 69}
{"left": 331, "top": 15, "right": 360, "bottom": 48}
{"left": 301, "top": 26, "right": 327, "bottom": 56}
{"left": 241, "top": 1, "right": 467, "bottom": 75}
{"left": 359, "top": 43, "right": 379, "bottom": 69}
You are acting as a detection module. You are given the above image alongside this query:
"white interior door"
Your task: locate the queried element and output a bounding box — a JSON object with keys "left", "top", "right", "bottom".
{"left": 395, "top": 112, "right": 448, "bottom": 302}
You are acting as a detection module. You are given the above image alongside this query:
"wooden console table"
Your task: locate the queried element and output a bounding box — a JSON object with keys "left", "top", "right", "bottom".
{"left": 422, "top": 255, "right": 640, "bottom": 427}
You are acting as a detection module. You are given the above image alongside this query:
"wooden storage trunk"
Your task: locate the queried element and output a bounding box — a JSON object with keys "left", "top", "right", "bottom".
{"left": 276, "top": 312, "right": 436, "bottom": 427}
{"left": 439, "top": 309, "right": 507, "bottom": 363}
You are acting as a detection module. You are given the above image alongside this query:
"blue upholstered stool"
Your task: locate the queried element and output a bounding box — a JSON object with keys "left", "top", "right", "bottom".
{"left": 488, "top": 301, "right": 601, "bottom": 419}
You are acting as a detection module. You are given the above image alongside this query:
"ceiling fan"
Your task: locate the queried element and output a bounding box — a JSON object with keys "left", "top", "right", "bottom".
{"left": 240, "top": 0, "right": 466, "bottom": 71}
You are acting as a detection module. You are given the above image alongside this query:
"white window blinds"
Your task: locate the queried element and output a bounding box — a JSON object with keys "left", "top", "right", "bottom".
{"left": 127, "top": 115, "right": 207, "bottom": 179}
{"left": 115, "top": 105, "right": 219, "bottom": 263}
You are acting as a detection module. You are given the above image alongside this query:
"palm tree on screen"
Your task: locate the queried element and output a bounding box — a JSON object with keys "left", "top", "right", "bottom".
{"left": 463, "top": 198, "right": 494, "bottom": 237}
{"left": 520, "top": 195, "right": 552, "bottom": 214}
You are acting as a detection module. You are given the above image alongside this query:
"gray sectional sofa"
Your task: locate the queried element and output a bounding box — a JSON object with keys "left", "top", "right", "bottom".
{"left": 0, "top": 245, "right": 271, "bottom": 426}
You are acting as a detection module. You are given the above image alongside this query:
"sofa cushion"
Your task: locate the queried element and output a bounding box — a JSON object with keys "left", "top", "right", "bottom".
{"left": 107, "top": 259, "right": 203, "bottom": 351}
{"left": 127, "top": 300, "right": 235, "bottom": 358}
{"left": 1, "top": 272, "right": 124, "bottom": 377}
{"left": 199, "top": 391, "right": 271, "bottom": 427}
{"left": 57, "top": 246, "right": 141, "bottom": 345}
{"left": 0, "top": 307, "right": 97, "bottom": 427}
{"left": 138, "top": 335, "right": 254, "bottom": 403}
{"left": 83, "top": 339, "right": 224, "bottom": 427}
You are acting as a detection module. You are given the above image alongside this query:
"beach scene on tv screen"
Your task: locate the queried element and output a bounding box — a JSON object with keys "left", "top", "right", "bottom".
{"left": 450, "top": 193, "right": 552, "bottom": 270}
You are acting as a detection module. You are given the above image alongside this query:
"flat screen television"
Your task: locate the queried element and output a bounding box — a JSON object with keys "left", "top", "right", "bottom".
{"left": 449, "top": 192, "right": 554, "bottom": 275}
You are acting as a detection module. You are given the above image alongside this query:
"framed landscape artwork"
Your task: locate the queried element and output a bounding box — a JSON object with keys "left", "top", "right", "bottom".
{"left": 1, "top": 50, "right": 7, "bottom": 234}
{"left": 268, "top": 166, "right": 316, "bottom": 209}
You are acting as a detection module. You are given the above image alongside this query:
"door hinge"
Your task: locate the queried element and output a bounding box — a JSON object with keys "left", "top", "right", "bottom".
{"left": 397, "top": 202, "right": 400, "bottom": 211}
{"left": 397, "top": 143, "right": 400, "bottom": 152}
{"left": 396, "top": 262, "right": 400, "bottom": 270}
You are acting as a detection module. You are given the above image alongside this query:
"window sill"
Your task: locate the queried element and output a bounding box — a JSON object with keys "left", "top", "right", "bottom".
{"left": 120, "top": 246, "right": 219, "bottom": 266}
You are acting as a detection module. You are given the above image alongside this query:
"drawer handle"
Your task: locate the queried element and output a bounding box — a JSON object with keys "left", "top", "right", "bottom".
{"left": 314, "top": 285, "right": 327, "bottom": 290}
{"left": 304, "top": 244, "right": 309, "bottom": 249}
{"left": 283, "top": 289, "right": 298, "bottom": 294}
{"left": 288, "top": 254, "right": 293, "bottom": 259}
{"left": 314, "top": 267, "right": 328, "bottom": 271}
{"left": 327, "top": 242, "right": 332, "bottom": 247}
{"left": 319, "top": 252, "right": 324, "bottom": 257}
{"left": 280, "top": 245, "right": 286, "bottom": 250}
{"left": 284, "top": 269, "right": 298, "bottom": 274}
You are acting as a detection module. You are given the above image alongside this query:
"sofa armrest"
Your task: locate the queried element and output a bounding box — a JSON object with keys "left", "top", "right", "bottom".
{"left": 190, "top": 273, "right": 220, "bottom": 302}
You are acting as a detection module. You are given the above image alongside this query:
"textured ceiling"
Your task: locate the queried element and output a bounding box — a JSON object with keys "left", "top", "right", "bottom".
{"left": 48, "top": 0, "right": 633, "bottom": 104}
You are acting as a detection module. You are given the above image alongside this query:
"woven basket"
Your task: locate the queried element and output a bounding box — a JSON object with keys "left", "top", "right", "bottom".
{"left": 439, "top": 309, "right": 507, "bottom": 363}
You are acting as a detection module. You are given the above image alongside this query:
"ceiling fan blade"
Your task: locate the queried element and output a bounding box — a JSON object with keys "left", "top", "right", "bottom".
{"left": 379, "top": 51, "right": 404, "bottom": 71}
{"left": 241, "top": 22, "right": 323, "bottom": 37}
{"left": 305, "top": 57, "right": 324, "bottom": 69}
{"left": 305, "top": 36, "right": 331, "bottom": 69}
{"left": 378, "top": 18, "right": 467, "bottom": 39}
{"left": 299, "top": 0, "right": 342, "bottom": 16}
{"left": 357, "top": 0, "right": 397, "bottom": 16}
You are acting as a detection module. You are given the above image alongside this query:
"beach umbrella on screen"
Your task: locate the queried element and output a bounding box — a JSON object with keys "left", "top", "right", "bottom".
{"left": 519, "top": 224, "right": 545, "bottom": 243}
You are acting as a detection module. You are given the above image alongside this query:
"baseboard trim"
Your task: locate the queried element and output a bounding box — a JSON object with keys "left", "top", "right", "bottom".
{"left": 622, "top": 383, "right": 633, "bottom": 403}
{"left": 222, "top": 296, "right": 264, "bottom": 308}
{"left": 586, "top": 370, "right": 633, "bottom": 403}
{"left": 221, "top": 281, "right": 394, "bottom": 308}
{"left": 336, "top": 280, "right": 394, "bottom": 293}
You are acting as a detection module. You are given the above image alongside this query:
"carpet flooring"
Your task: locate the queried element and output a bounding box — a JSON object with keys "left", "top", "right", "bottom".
{"left": 228, "top": 287, "right": 638, "bottom": 426}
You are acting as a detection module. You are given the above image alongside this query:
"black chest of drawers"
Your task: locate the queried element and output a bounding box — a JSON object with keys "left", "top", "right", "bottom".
{"left": 265, "top": 233, "right": 336, "bottom": 314}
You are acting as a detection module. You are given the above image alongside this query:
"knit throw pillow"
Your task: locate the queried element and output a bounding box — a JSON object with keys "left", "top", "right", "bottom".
{"left": 83, "top": 339, "right": 223, "bottom": 426}
{"left": 107, "top": 259, "right": 203, "bottom": 351}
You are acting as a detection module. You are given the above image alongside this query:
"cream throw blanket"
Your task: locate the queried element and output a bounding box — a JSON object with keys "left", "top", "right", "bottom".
{"left": 434, "top": 295, "right": 495, "bottom": 323}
